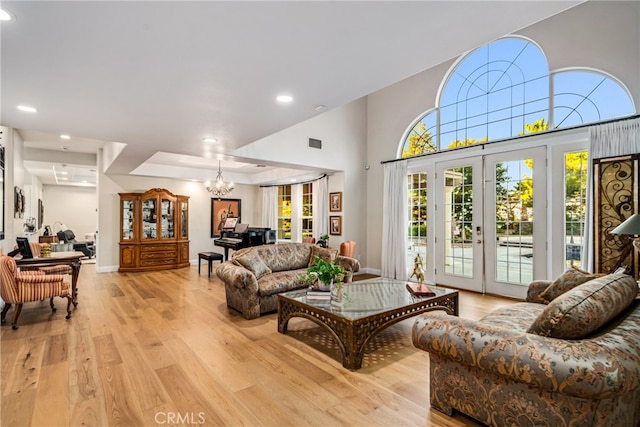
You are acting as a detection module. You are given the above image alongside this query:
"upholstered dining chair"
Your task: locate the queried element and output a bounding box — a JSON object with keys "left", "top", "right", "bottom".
{"left": 0, "top": 255, "right": 72, "bottom": 329}
{"left": 339, "top": 240, "right": 357, "bottom": 258}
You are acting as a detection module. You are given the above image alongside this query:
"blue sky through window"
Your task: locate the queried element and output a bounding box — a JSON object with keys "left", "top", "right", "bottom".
{"left": 401, "top": 37, "right": 635, "bottom": 158}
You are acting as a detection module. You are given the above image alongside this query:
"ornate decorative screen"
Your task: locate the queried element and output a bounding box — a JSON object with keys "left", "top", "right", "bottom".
{"left": 593, "top": 155, "right": 639, "bottom": 276}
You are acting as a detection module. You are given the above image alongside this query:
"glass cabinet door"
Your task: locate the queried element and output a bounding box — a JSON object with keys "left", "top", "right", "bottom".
{"left": 122, "top": 199, "right": 135, "bottom": 240}
{"left": 142, "top": 197, "right": 157, "bottom": 239}
{"left": 180, "top": 201, "right": 188, "bottom": 239}
{"left": 161, "top": 198, "right": 174, "bottom": 239}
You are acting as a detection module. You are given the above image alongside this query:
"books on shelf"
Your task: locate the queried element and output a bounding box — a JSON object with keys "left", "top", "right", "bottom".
{"left": 406, "top": 282, "right": 436, "bottom": 297}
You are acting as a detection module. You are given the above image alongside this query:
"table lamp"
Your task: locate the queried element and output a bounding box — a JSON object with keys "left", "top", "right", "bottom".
{"left": 610, "top": 213, "right": 640, "bottom": 252}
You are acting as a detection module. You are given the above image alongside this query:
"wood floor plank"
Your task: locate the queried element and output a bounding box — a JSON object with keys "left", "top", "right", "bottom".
{"left": 96, "top": 364, "right": 145, "bottom": 426}
{"left": 0, "top": 263, "right": 515, "bottom": 426}
{"left": 31, "top": 362, "right": 70, "bottom": 426}
{"left": 2, "top": 336, "right": 47, "bottom": 396}
{"left": 154, "top": 364, "right": 225, "bottom": 426}
{"left": 42, "top": 333, "right": 68, "bottom": 366}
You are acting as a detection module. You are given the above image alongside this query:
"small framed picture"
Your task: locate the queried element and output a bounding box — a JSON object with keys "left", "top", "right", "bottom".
{"left": 329, "top": 192, "right": 342, "bottom": 212}
{"left": 329, "top": 216, "right": 342, "bottom": 235}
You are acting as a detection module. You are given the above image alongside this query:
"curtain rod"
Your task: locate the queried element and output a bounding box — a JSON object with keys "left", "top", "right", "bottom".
{"left": 380, "top": 113, "right": 640, "bottom": 165}
{"left": 259, "top": 173, "right": 327, "bottom": 188}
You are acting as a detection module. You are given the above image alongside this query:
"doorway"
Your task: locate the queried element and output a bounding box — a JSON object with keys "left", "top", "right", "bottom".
{"left": 435, "top": 147, "right": 546, "bottom": 299}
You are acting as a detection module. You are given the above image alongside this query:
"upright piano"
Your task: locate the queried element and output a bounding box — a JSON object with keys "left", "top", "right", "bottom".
{"left": 214, "top": 224, "right": 273, "bottom": 260}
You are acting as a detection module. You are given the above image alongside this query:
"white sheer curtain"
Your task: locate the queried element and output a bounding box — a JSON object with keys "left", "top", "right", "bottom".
{"left": 583, "top": 117, "right": 640, "bottom": 272}
{"left": 261, "top": 186, "right": 278, "bottom": 231}
{"left": 314, "top": 176, "right": 329, "bottom": 238}
{"left": 382, "top": 161, "right": 408, "bottom": 280}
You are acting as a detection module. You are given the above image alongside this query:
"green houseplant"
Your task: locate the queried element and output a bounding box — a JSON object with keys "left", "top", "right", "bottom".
{"left": 302, "top": 256, "right": 345, "bottom": 291}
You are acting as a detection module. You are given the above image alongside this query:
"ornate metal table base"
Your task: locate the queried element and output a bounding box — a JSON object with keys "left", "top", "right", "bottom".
{"left": 278, "top": 285, "right": 458, "bottom": 370}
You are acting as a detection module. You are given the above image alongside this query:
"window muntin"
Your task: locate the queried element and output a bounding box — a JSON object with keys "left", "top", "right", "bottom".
{"left": 408, "top": 173, "right": 427, "bottom": 267}
{"left": 302, "top": 183, "right": 313, "bottom": 239}
{"left": 278, "top": 185, "right": 291, "bottom": 240}
{"left": 553, "top": 70, "right": 635, "bottom": 128}
{"left": 401, "top": 37, "right": 635, "bottom": 158}
{"left": 564, "top": 151, "right": 588, "bottom": 269}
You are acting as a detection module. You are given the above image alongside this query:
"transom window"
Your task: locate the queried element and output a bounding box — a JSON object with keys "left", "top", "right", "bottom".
{"left": 401, "top": 37, "right": 635, "bottom": 158}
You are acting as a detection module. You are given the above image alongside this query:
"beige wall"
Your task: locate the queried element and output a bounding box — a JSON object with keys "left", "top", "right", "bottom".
{"left": 364, "top": 1, "right": 640, "bottom": 273}
{"left": 96, "top": 169, "right": 261, "bottom": 272}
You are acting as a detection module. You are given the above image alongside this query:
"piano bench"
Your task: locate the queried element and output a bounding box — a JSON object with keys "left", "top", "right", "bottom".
{"left": 198, "top": 252, "right": 224, "bottom": 278}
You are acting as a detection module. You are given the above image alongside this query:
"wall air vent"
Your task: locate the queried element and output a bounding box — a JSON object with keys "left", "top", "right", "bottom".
{"left": 308, "top": 138, "right": 322, "bottom": 149}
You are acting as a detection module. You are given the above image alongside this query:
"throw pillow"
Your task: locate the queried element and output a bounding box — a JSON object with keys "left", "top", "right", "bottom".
{"left": 538, "top": 267, "right": 599, "bottom": 303}
{"left": 527, "top": 274, "right": 638, "bottom": 339}
{"left": 308, "top": 246, "right": 338, "bottom": 267}
{"left": 233, "top": 251, "right": 272, "bottom": 279}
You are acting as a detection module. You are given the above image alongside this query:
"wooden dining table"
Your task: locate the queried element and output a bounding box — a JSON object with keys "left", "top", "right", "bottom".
{"left": 15, "top": 251, "right": 85, "bottom": 306}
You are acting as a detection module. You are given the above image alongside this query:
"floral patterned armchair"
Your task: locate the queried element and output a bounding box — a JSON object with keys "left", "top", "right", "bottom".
{"left": 412, "top": 272, "right": 640, "bottom": 427}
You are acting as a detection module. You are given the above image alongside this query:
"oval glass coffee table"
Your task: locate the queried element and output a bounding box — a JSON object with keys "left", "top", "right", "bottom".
{"left": 277, "top": 277, "right": 458, "bottom": 370}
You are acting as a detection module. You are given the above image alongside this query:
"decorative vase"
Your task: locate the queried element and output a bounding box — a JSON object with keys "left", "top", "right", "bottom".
{"left": 315, "top": 279, "right": 332, "bottom": 292}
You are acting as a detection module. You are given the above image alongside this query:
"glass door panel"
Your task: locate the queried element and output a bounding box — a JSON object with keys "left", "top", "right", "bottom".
{"left": 161, "top": 198, "right": 174, "bottom": 239}
{"left": 494, "top": 159, "right": 534, "bottom": 284}
{"left": 444, "top": 165, "right": 474, "bottom": 277}
{"left": 435, "top": 158, "right": 483, "bottom": 292}
{"left": 180, "top": 201, "right": 188, "bottom": 239}
{"left": 407, "top": 173, "right": 428, "bottom": 271}
{"left": 142, "top": 198, "right": 156, "bottom": 239}
{"left": 122, "top": 199, "right": 134, "bottom": 240}
{"left": 485, "top": 147, "right": 546, "bottom": 298}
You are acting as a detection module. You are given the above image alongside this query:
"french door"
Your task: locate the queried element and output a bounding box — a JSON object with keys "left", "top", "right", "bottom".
{"left": 435, "top": 147, "right": 546, "bottom": 299}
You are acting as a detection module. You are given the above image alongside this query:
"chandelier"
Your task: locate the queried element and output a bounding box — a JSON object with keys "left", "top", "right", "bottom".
{"left": 205, "top": 161, "right": 234, "bottom": 198}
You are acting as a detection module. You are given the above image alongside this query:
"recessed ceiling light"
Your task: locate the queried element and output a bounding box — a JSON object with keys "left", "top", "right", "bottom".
{"left": 277, "top": 95, "right": 293, "bottom": 103}
{"left": 60, "top": 134, "right": 71, "bottom": 140}
{"left": 0, "top": 9, "right": 12, "bottom": 21}
{"left": 203, "top": 137, "right": 217, "bottom": 143}
{"left": 290, "top": 178, "right": 297, "bottom": 182}
{"left": 17, "top": 105, "right": 37, "bottom": 113}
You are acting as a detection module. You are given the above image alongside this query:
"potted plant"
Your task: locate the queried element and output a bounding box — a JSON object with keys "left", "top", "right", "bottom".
{"left": 304, "top": 256, "right": 345, "bottom": 291}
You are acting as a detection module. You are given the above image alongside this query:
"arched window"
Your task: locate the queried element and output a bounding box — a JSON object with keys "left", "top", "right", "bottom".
{"left": 553, "top": 69, "right": 635, "bottom": 128}
{"left": 401, "top": 37, "right": 635, "bottom": 158}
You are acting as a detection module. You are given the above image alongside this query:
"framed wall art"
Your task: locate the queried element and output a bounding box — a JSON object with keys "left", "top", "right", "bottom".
{"left": 38, "top": 198, "right": 44, "bottom": 229}
{"left": 211, "top": 198, "right": 241, "bottom": 238}
{"left": 329, "top": 215, "right": 342, "bottom": 236}
{"left": 14, "top": 186, "right": 25, "bottom": 219}
{"left": 330, "top": 192, "right": 342, "bottom": 212}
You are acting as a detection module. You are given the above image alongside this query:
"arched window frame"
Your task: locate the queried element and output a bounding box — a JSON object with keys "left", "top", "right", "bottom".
{"left": 400, "top": 36, "right": 636, "bottom": 158}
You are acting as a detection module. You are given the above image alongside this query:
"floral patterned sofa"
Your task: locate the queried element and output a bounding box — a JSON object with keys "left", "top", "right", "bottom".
{"left": 412, "top": 271, "right": 640, "bottom": 427}
{"left": 216, "top": 243, "right": 360, "bottom": 319}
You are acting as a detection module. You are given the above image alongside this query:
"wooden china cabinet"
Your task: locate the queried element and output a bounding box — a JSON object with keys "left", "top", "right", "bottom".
{"left": 118, "top": 188, "right": 190, "bottom": 272}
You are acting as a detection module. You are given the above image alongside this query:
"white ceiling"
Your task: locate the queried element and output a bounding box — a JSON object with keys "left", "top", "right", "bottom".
{"left": 1, "top": 1, "right": 582, "bottom": 187}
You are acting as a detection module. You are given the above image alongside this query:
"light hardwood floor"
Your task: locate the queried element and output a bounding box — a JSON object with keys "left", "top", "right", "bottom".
{"left": 1, "top": 263, "right": 513, "bottom": 427}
